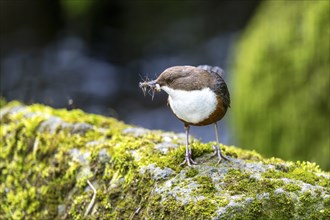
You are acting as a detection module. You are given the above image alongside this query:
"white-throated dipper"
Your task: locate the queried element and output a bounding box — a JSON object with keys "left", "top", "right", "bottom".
{"left": 139, "top": 65, "right": 230, "bottom": 166}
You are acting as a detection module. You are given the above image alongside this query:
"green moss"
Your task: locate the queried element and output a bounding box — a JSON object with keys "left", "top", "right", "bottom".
{"left": 269, "top": 193, "right": 295, "bottom": 219}
{"left": 148, "top": 142, "right": 214, "bottom": 172}
{"left": 283, "top": 183, "right": 301, "bottom": 192}
{"left": 214, "top": 195, "right": 230, "bottom": 207}
{"left": 187, "top": 199, "right": 217, "bottom": 219}
{"left": 193, "top": 175, "right": 216, "bottom": 196}
{"left": 245, "top": 199, "right": 263, "bottom": 219}
{"left": 0, "top": 102, "right": 132, "bottom": 219}
{"left": 1, "top": 102, "right": 329, "bottom": 219}
{"left": 324, "top": 196, "right": 330, "bottom": 208}
{"left": 223, "top": 169, "right": 285, "bottom": 197}
{"left": 185, "top": 168, "right": 199, "bottom": 178}
{"left": 297, "top": 191, "right": 329, "bottom": 219}
{"left": 262, "top": 162, "right": 330, "bottom": 188}
{"left": 222, "top": 192, "right": 297, "bottom": 220}
{"left": 225, "top": 145, "right": 263, "bottom": 161}
{"left": 0, "top": 102, "right": 208, "bottom": 218}
{"left": 143, "top": 195, "right": 218, "bottom": 220}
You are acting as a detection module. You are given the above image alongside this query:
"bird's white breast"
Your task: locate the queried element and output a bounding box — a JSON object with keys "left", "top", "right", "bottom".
{"left": 161, "top": 86, "right": 217, "bottom": 124}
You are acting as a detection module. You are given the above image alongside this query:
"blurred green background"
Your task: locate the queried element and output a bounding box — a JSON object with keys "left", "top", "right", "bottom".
{"left": 231, "top": 0, "right": 329, "bottom": 170}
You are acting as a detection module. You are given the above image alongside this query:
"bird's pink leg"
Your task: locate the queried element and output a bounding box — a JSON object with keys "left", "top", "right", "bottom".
{"left": 211, "top": 122, "right": 229, "bottom": 163}
{"left": 180, "top": 124, "right": 197, "bottom": 166}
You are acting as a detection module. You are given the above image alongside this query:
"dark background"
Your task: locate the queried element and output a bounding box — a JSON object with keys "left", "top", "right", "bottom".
{"left": 0, "top": 0, "right": 260, "bottom": 144}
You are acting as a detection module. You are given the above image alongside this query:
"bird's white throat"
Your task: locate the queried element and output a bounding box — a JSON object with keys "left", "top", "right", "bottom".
{"left": 161, "top": 85, "right": 217, "bottom": 124}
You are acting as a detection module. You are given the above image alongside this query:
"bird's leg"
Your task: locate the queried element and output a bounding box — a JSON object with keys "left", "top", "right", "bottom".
{"left": 211, "top": 122, "right": 229, "bottom": 163}
{"left": 180, "top": 124, "right": 197, "bottom": 166}
{"left": 187, "top": 131, "right": 192, "bottom": 155}
{"left": 187, "top": 130, "right": 197, "bottom": 165}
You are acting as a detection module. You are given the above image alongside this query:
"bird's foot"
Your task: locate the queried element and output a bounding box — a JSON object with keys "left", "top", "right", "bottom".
{"left": 211, "top": 145, "right": 230, "bottom": 164}
{"left": 180, "top": 154, "right": 198, "bottom": 167}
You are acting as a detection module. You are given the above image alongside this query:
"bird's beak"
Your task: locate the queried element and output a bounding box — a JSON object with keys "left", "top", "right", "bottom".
{"left": 139, "top": 80, "right": 161, "bottom": 99}
{"left": 151, "top": 81, "right": 161, "bottom": 92}
{"left": 146, "top": 80, "right": 161, "bottom": 92}
{"left": 146, "top": 80, "right": 156, "bottom": 86}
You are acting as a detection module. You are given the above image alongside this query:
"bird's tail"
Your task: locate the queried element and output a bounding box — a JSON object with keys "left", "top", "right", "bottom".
{"left": 197, "top": 65, "right": 224, "bottom": 77}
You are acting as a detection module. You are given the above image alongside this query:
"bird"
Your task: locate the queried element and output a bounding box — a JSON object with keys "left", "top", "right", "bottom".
{"left": 139, "top": 65, "right": 230, "bottom": 166}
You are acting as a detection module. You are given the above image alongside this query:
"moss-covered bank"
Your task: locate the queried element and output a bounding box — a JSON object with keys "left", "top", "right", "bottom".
{"left": 231, "top": 0, "right": 330, "bottom": 170}
{"left": 1, "top": 102, "right": 329, "bottom": 219}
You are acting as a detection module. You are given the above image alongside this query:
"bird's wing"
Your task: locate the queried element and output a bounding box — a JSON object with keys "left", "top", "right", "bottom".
{"left": 197, "top": 65, "right": 231, "bottom": 108}
{"left": 197, "top": 65, "right": 224, "bottom": 77}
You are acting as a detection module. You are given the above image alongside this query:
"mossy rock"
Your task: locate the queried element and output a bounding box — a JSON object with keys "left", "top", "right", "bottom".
{"left": 231, "top": 0, "right": 330, "bottom": 170}
{"left": 1, "top": 102, "right": 329, "bottom": 219}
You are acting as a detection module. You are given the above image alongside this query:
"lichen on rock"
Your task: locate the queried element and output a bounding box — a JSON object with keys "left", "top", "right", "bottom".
{"left": 0, "top": 101, "right": 329, "bottom": 219}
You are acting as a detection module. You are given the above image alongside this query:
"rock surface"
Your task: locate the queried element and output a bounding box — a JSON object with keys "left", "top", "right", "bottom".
{"left": 0, "top": 102, "right": 329, "bottom": 219}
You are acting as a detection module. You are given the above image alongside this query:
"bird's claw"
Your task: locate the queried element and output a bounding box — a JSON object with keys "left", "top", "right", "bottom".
{"left": 211, "top": 145, "right": 230, "bottom": 163}
{"left": 180, "top": 154, "right": 198, "bottom": 167}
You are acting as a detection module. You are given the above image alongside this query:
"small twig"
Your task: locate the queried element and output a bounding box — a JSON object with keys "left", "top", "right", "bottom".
{"left": 138, "top": 74, "right": 149, "bottom": 82}
{"left": 33, "top": 136, "right": 39, "bottom": 158}
{"left": 129, "top": 207, "right": 142, "bottom": 220}
{"left": 84, "top": 180, "right": 97, "bottom": 216}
